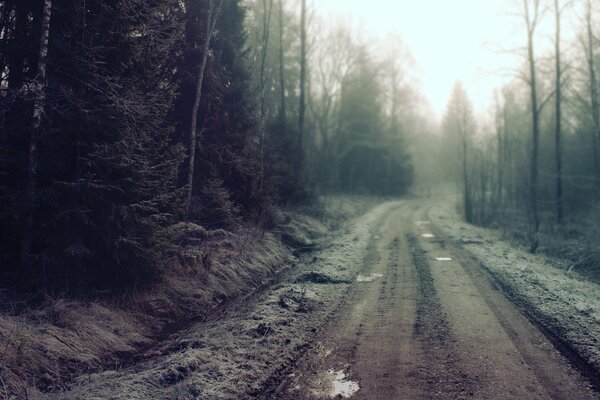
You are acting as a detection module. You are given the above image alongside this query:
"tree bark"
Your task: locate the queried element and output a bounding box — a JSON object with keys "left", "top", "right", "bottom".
{"left": 585, "top": 0, "right": 600, "bottom": 192}
{"left": 259, "top": 0, "right": 274, "bottom": 193}
{"left": 524, "top": 0, "right": 541, "bottom": 253}
{"left": 554, "top": 0, "right": 563, "bottom": 224}
{"left": 494, "top": 93, "right": 504, "bottom": 212}
{"left": 7, "top": 0, "right": 27, "bottom": 90}
{"left": 278, "top": 0, "right": 286, "bottom": 127}
{"left": 463, "top": 134, "right": 472, "bottom": 223}
{"left": 21, "top": 0, "right": 52, "bottom": 270}
{"left": 297, "top": 0, "right": 307, "bottom": 176}
{"left": 184, "top": 0, "right": 223, "bottom": 219}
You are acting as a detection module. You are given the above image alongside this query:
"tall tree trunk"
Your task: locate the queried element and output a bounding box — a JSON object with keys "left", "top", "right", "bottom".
{"left": 259, "top": 0, "right": 274, "bottom": 193}
{"left": 585, "top": 0, "right": 600, "bottom": 192}
{"left": 0, "top": 1, "right": 16, "bottom": 88}
{"left": 463, "top": 137, "right": 472, "bottom": 223}
{"left": 7, "top": 0, "right": 27, "bottom": 90}
{"left": 501, "top": 95, "right": 513, "bottom": 212}
{"left": 21, "top": 0, "right": 52, "bottom": 270}
{"left": 278, "top": 0, "right": 286, "bottom": 127}
{"left": 524, "top": 0, "right": 541, "bottom": 253}
{"left": 554, "top": 0, "right": 563, "bottom": 224}
{"left": 297, "top": 0, "right": 307, "bottom": 176}
{"left": 494, "top": 93, "right": 504, "bottom": 212}
{"left": 184, "top": 0, "right": 223, "bottom": 219}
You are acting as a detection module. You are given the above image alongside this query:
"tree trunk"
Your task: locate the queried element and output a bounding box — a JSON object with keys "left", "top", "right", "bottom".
{"left": 297, "top": 0, "right": 307, "bottom": 176}
{"left": 585, "top": 0, "right": 600, "bottom": 192}
{"left": 184, "top": 0, "right": 223, "bottom": 219}
{"left": 0, "top": 1, "right": 16, "bottom": 88}
{"left": 259, "top": 0, "right": 274, "bottom": 193}
{"left": 21, "top": 0, "right": 52, "bottom": 270}
{"left": 7, "top": 0, "right": 28, "bottom": 90}
{"left": 554, "top": 0, "right": 563, "bottom": 224}
{"left": 278, "top": 0, "right": 286, "bottom": 127}
{"left": 524, "top": 0, "right": 541, "bottom": 253}
{"left": 495, "top": 94, "right": 504, "bottom": 213}
{"left": 463, "top": 137, "right": 472, "bottom": 223}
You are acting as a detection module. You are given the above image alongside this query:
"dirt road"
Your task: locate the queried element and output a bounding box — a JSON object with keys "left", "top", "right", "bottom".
{"left": 270, "top": 200, "right": 599, "bottom": 400}
{"left": 38, "top": 199, "right": 599, "bottom": 400}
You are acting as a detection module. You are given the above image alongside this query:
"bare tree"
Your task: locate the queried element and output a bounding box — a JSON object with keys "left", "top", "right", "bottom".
{"left": 21, "top": 0, "right": 52, "bottom": 270}
{"left": 278, "top": 0, "right": 286, "bottom": 128}
{"left": 297, "top": 0, "right": 307, "bottom": 174}
{"left": 554, "top": 0, "right": 564, "bottom": 223}
{"left": 522, "top": 0, "right": 543, "bottom": 252}
{"left": 185, "top": 0, "right": 224, "bottom": 219}
{"left": 443, "top": 82, "right": 476, "bottom": 223}
{"left": 308, "top": 22, "right": 361, "bottom": 190}
{"left": 583, "top": 0, "right": 600, "bottom": 189}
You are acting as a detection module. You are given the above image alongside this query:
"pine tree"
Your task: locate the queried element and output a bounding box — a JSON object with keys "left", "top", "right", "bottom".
{"left": 1, "top": 0, "right": 185, "bottom": 289}
{"left": 173, "top": 0, "right": 260, "bottom": 228}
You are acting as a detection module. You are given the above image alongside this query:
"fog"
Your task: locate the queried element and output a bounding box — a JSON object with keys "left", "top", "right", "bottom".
{"left": 1, "top": 1, "right": 600, "bottom": 397}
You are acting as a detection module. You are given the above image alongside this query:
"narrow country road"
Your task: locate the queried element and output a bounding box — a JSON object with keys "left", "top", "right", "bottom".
{"left": 271, "top": 200, "right": 599, "bottom": 400}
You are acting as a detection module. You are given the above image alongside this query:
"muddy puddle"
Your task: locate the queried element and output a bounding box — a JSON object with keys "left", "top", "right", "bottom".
{"left": 310, "top": 369, "right": 360, "bottom": 399}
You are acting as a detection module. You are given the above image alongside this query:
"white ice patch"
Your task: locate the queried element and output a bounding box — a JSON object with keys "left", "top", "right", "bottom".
{"left": 435, "top": 257, "right": 453, "bottom": 261}
{"left": 356, "top": 273, "right": 383, "bottom": 282}
{"left": 421, "top": 233, "right": 435, "bottom": 238}
{"left": 329, "top": 370, "right": 360, "bottom": 398}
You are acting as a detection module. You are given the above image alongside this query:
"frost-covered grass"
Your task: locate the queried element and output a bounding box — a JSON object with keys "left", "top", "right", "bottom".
{"left": 2, "top": 198, "right": 383, "bottom": 399}
{"left": 27, "top": 201, "right": 392, "bottom": 400}
{"left": 0, "top": 227, "right": 290, "bottom": 398}
{"left": 431, "top": 201, "right": 600, "bottom": 374}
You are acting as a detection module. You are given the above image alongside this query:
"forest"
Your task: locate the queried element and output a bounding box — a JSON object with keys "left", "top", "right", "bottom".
{"left": 0, "top": 0, "right": 416, "bottom": 292}
{"left": 439, "top": 0, "right": 600, "bottom": 265}
{"left": 1, "top": 0, "right": 600, "bottom": 398}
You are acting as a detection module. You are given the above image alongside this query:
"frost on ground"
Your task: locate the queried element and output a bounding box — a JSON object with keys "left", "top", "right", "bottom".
{"left": 306, "top": 369, "right": 360, "bottom": 399}
{"left": 0, "top": 227, "right": 290, "bottom": 399}
{"left": 431, "top": 201, "right": 600, "bottom": 374}
{"left": 0, "top": 196, "right": 374, "bottom": 399}
{"left": 25, "top": 200, "right": 393, "bottom": 400}
{"left": 356, "top": 273, "right": 383, "bottom": 282}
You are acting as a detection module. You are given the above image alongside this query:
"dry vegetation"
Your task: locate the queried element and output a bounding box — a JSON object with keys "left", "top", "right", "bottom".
{"left": 0, "top": 226, "right": 289, "bottom": 397}
{"left": 0, "top": 196, "right": 373, "bottom": 398}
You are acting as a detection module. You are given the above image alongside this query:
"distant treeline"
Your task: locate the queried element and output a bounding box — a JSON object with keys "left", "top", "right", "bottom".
{"left": 0, "top": 0, "right": 416, "bottom": 291}
{"left": 440, "top": 0, "right": 600, "bottom": 262}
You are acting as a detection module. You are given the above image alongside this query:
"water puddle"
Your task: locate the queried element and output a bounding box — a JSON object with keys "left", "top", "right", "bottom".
{"left": 356, "top": 273, "right": 384, "bottom": 282}
{"left": 311, "top": 369, "right": 360, "bottom": 399}
{"left": 330, "top": 370, "right": 360, "bottom": 398}
{"left": 421, "top": 233, "right": 435, "bottom": 238}
{"left": 435, "top": 257, "right": 453, "bottom": 261}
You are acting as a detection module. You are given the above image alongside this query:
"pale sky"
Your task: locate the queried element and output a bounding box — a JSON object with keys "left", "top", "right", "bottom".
{"left": 313, "top": 0, "right": 575, "bottom": 121}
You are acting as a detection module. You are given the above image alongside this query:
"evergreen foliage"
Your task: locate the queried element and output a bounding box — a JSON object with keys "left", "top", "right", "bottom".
{"left": 0, "top": 0, "right": 417, "bottom": 292}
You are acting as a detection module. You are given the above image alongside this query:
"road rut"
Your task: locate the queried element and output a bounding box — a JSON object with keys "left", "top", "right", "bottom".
{"left": 273, "top": 200, "right": 598, "bottom": 400}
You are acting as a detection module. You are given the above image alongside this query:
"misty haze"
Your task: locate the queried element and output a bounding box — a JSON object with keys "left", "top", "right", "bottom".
{"left": 1, "top": 0, "right": 600, "bottom": 399}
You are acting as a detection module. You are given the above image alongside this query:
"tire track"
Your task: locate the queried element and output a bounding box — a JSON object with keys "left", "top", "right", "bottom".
{"left": 406, "top": 232, "right": 477, "bottom": 400}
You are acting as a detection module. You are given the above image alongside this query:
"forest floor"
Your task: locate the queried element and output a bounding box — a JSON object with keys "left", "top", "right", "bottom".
{"left": 7, "top": 196, "right": 600, "bottom": 399}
